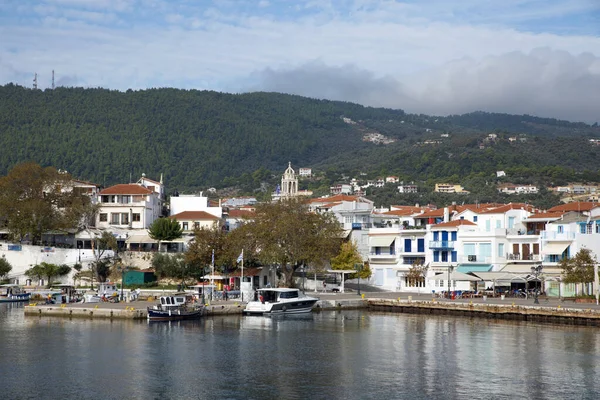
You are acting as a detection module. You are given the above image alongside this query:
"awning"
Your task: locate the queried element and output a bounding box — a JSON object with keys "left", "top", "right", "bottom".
{"left": 501, "top": 264, "right": 539, "bottom": 274}
{"left": 471, "top": 272, "right": 522, "bottom": 282}
{"left": 457, "top": 264, "right": 492, "bottom": 273}
{"left": 370, "top": 236, "right": 395, "bottom": 247}
{"left": 435, "top": 271, "right": 481, "bottom": 281}
{"left": 126, "top": 234, "right": 157, "bottom": 244}
{"left": 202, "top": 274, "right": 225, "bottom": 280}
{"left": 542, "top": 242, "right": 571, "bottom": 255}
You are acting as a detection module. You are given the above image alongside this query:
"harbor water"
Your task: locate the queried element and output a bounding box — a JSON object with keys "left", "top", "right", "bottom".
{"left": 1, "top": 303, "right": 600, "bottom": 399}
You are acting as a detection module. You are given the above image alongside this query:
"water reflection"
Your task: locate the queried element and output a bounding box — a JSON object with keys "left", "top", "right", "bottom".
{"left": 1, "top": 305, "right": 600, "bottom": 399}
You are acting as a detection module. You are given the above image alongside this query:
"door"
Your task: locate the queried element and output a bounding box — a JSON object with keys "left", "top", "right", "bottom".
{"left": 533, "top": 243, "right": 539, "bottom": 255}
{"left": 522, "top": 244, "right": 530, "bottom": 260}
{"left": 512, "top": 243, "right": 519, "bottom": 257}
{"left": 375, "top": 269, "right": 384, "bottom": 286}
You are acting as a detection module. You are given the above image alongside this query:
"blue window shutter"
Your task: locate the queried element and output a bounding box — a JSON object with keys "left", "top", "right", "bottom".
{"left": 451, "top": 251, "right": 457, "bottom": 262}
{"left": 417, "top": 239, "right": 424, "bottom": 252}
{"left": 434, "top": 251, "right": 439, "bottom": 262}
{"left": 433, "top": 231, "right": 439, "bottom": 241}
{"left": 404, "top": 238, "right": 412, "bottom": 252}
{"left": 451, "top": 231, "right": 457, "bottom": 241}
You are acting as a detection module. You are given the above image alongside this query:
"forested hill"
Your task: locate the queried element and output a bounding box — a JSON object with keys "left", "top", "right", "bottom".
{"left": 1, "top": 84, "right": 599, "bottom": 192}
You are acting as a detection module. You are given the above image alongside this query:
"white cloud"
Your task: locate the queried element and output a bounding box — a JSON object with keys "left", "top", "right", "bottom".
{"left": 1, "top": 0, "right": 599, "bottom": 122}
{"left": 251, "top": 48, "right": 600, "bottom": 123}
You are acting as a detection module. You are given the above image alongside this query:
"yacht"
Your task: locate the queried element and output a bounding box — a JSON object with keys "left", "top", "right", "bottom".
{"left": 243, "top": 288, "right": 318, "bottom": 315}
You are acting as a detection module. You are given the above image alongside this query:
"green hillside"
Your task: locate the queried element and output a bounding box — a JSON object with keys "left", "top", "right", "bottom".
{"left": 0, "top": 84, "right": 599, "bottom": 194}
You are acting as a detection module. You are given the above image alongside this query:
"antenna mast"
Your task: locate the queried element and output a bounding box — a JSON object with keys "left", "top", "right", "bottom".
{"left": 52, "top": 70, "right": 55, "bottom": 90}
{"left": 33, "top": 73, "right": 38, "bottom": 90}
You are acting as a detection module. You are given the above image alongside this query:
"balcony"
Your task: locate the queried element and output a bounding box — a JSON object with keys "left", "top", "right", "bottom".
{"left": 506, "top": 253, "right": 541, "bottom": 261}
{"left": 541, "top": 231, "right": 576, "bottom": 240}
{"left": 369, "top": 251, "right": 398, "bottom": 262}
{"left": 429, "top": 240, "right": 455, "bottom": 250}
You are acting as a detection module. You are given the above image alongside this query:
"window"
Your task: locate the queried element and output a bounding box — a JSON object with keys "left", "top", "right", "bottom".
{"left": 417, "top": 239, "right": 424, "bottom": 252}
{"left": 557, "top": 225, "right": 564, "bottom": 233}
{"left": 404, "top": 238, "right": 412, "bottom": 252}
{"left": 121, "top": 213, "right": 129, "bottom": 225}
{"left": 132, "top": 213, "right": 141, "bottom": 222}
{"left": 433, "top": 251, "right": 439, "bottom": 262}
{"left": 479, "top": 243, "right": 492, "bottom": 259}
{"left": 99, "top": 213, "right": 107, "bottom": 222}
{"left": 110, "top": 213, "right": 120, "bottom": 225}
{"left": 464, "top": 243, "right": 476, "bottom": 256}
{"left": 451, "top": 231, "right": 457, "bottom": 241}
{"left": 120, "top": 195, "right": 131, "bottom": 204}
{"left": 496, "top": 220, "right": 501, "bottom": 229}
{"left": 451, "top": 251, "right": 457, "bottom": 262}
{"left": 182, "top": 222, "right": 189, "bottom": 230}
{"left": 441, "top": 251, "right": 448, "bottom": 262}
{"left": 344, "top": 216, "right": 352, "bottom": 224}
{"left": 194, "top": 222, "right": 200, "bottom": 229}
{"left": 473, "top": 216, "right": 478, "bottom": 222}
{"left": 498, "top": 243, "right": 505, "bottom": 257}
{"left": 433, "top": 231, "right": 439, "bottom": 241}
{"left": 508, "top": 216, "right": 515, "bottom": 229}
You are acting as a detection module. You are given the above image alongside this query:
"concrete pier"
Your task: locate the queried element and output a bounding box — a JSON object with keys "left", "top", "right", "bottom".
{"left": 23, "top": 292, "right": 600, "bottom": 325}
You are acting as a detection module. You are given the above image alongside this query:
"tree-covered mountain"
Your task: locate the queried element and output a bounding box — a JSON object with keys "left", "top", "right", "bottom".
{"left": 1, "top": 84, "right": 599, "bottom": 195}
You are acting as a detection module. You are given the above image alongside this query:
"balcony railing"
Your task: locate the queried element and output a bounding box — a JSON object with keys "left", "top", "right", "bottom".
{"left": 429, "top": 240, "right": 455, "bottom": 250}
{"left": 460, "top": 256, "right": 492, "bottom": 263}
{"left": 541, "top": 231, "right": 576, "bottom": 240}
{"left": 507, "top": 253, "right": 541, "bottom": 261}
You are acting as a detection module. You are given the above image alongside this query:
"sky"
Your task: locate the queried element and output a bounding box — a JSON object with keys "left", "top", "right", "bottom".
{"left": 1, "top": 0, "right": 599, "bottom": 123}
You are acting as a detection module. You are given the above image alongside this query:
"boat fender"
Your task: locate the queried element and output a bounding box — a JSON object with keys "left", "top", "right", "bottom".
{"left": 282, "top": 305, "right": 287, "bottom": 312}
{"left": 260, "top": 295, "right": 264, "bottom": 303}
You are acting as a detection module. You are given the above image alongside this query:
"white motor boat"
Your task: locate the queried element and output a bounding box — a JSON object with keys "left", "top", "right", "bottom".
{"left": 243, "top": 288, "right": 318, "bottom": 315}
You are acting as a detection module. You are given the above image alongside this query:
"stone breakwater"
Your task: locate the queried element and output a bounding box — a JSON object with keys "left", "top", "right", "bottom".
{"left": 369, "top": 298, "right": 600, "bottom": 326}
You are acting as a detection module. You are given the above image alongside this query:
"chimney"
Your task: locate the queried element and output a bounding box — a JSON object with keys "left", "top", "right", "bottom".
{"left": 444, "top": 207, "right": 449, "bottom": 223}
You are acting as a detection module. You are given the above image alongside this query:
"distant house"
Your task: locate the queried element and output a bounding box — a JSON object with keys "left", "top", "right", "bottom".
{"left": 496, "top": 171, "right": 506, "bottom": 178}
{"left": 386, "top": 176, "right": 399, "bottom": 184}
{"left": 330, "top": 184, "right": 353, "bottom": 195}
{"left": 434, "top": 183, "right": 468, "bottom": 194}
{"left": 398, "top": 184, "right": 418, "bottom": 194}
{"left": 298, "top": 168, "right": 312, "bottom": 177}
{"left": 169, "top": 211, "right": 221, "bottom": 232}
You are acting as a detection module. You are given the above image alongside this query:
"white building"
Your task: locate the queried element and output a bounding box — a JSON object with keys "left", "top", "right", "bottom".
{"left": 96, "top": 183, "right": 163, "bottom": 229}
{"left": 298, "top": 168, "right": 312, "bottom": 177}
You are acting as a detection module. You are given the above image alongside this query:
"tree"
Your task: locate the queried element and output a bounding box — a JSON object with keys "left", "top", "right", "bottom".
{"left": 559, "top": 248, "right": 598, "bottom": 295}
{"left": 0, "top": 258, "right": 12, "bottom": 281}
{"left": 233, "top": 198, "right": 343, "bottom": 287}
{"left": 0, "top": 162, "right": 96, "bottom": 244}
{"left": 185, "top": 223, "right": 230, "bottom": 279}
{"left": 90, "top": 231, "right": 118, "bottom": 287}
{"left": 72, "top": 263, "right": 83, "bottom": 287}
{"left": 330, "top": 241, "right": 371, "bottom": 279}
{"left": 148, "top": 218, "right": 184, "bottom": 251}
{"left": 152, "top": 253, "right": 200, "bottom": 286}
{"left": 25, "top": 262, "right": 71, "bottom": 288}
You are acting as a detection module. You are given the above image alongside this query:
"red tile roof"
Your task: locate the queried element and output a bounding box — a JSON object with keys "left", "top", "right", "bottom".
{"left": 99, "top": 184, "right": 153, "bottom": 195}
{"left": 432, "top": 220, "right": 477, "bottom": 228}
{"left": 169, "top": 211, "right": 220, "bottom": 220}
{"left": 309, "top": 195, "right": 360, "bottom": 203}
{"left": 527, "top": 212, "right": 564, "bottom": 219}
{"left": 227, "top": 209, "right": 254, "bottom": 218}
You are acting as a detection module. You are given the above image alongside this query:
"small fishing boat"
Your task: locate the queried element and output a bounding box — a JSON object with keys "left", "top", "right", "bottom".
{"left": 0, "top": 284, "right": 31, "bottom": 303}
{"left": 243, "top": 288, "right": 319, "bottom": 315}
{"left": 147, "top": 292, "right": 204, "bottom": 321}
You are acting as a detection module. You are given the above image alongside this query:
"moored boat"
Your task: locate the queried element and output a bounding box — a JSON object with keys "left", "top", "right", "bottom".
{"left": 243, "top": 288, "right": 318, "bottom": 315}
{"left": 0, "top": 284, "right": 31, "bottom": 303}
{"left": 147, "top": 292, "right": 204, "bottom": 321}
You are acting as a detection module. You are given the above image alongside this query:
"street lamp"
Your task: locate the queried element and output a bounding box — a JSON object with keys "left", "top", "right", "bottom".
{"left": 531, "top": 264, "right": 543, "bottom": 304}
{"left": 354, "top": 262, "right": 364, "bottom": 296}
{"left": 447, "top": 265, "right": 455, "bottom": 299}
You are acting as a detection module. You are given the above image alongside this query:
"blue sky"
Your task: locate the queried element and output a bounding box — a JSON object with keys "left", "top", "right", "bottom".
{"left": 1, "top": 0, "right": 599, "bottom": 122}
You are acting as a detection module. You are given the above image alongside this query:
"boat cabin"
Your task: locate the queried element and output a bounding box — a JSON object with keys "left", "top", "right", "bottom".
{"left": 159, "top": 292, "right": 194, "bottom": 308}
{"left": 255, "top": 288, "right": 300, "bottom": 303}
{"left": 0, "top": 284, "right": 27, "bottom": 297}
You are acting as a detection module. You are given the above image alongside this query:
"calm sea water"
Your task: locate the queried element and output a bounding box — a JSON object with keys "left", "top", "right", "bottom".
{"left": 1, "top": 303, "right": 600, "bottom": 400}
